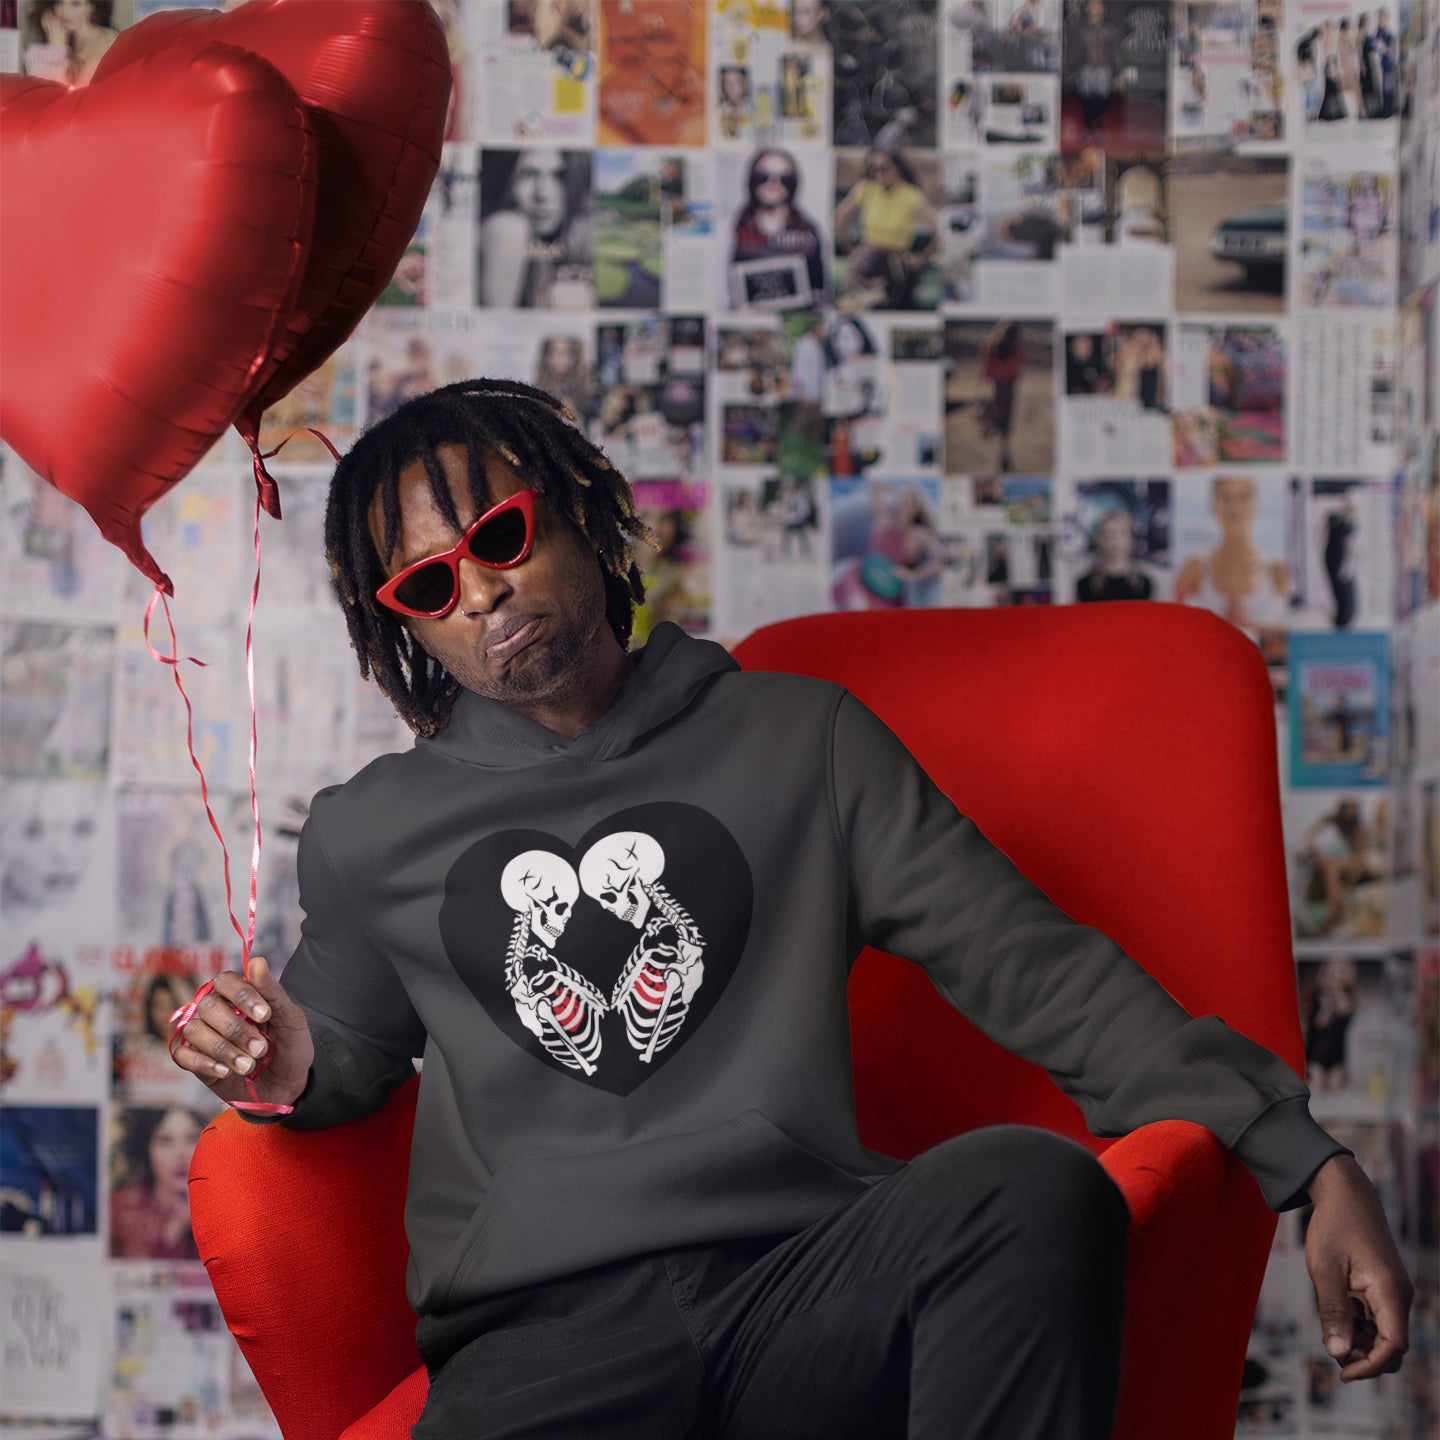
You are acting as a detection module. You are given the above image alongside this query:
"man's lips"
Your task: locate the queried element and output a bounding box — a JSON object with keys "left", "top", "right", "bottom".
{"left": 485, "top": 616, "right": 542, "bottom": 659}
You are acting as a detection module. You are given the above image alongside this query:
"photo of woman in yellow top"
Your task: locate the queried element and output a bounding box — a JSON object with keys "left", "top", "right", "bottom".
{"left": 832, "top": 147, "right": 939, "bottom": 310}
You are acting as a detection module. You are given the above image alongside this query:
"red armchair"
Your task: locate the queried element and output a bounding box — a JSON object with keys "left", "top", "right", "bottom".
{"left": 190, "top": 604, "right": 1303, "bottom": 1439}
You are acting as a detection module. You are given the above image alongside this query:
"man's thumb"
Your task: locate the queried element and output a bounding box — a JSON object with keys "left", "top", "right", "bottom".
{"left": 1316, "top": 1278, "right": 1354, "bottom": 1358}
{"left": 245, "top": 956, "right": 283, "bottom": 1006}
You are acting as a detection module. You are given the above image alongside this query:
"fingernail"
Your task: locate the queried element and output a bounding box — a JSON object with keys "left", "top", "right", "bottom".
{"left": 1326, "top": 1335, "right": 1349, "bottom": 1358}
{"left": 252, "top": 1004, "right": 269, "bottom": 1020}
{"left": 248, "top": 1039, "right": 267, "bottom": 1057}
{"left": 214, "top": 1063, "right": 230, "bottom": 1077}
{"left": 234, "top": 1055, "right": 253, "bottom": 1073}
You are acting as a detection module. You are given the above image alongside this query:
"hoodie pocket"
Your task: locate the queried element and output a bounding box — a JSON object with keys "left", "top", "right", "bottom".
{"left": 428, "top": 1111, "right": 872, "bottom": 1313}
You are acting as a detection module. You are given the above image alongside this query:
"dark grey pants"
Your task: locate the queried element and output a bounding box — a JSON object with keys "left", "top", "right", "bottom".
{"left": 413, "top": 1126, "right": 1129, "bottom": 1440}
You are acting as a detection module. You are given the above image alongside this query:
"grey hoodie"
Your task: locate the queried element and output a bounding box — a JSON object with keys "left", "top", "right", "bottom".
{"left": 275, "top": 623, "right": 1343, "bottom": 1316}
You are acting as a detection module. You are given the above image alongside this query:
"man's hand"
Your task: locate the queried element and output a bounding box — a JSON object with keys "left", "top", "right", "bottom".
{"left": 1303, "top": 1154, "right": 1412, "bottom": 1381}
{"left": 168, "top": 957, "right": 314, "bottom": 1111}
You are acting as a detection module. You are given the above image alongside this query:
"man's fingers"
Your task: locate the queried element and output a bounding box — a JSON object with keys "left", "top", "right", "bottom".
{"left": 1339, "top": 1330, "right": 1407, "bottom": 1381}
{"left": 1336, "top": 1289, "right": 1410, "bottom": 1380}
{"left": 212, "top": 961, "right": 277, "bottom": 1025}
{"left": 180, "top": 1005, "right": 266, "bottom": 1076}
{"left": 169, "top": 1029, "right": 234, "bottom": 1081}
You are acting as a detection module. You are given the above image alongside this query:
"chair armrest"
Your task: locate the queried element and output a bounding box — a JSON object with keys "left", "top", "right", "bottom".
{"left": 338, "top": 1367, "right": 429, "bottom": 1440}
{"left": 1101, "top": 1121, "right": 1279, "bottom": 1440}
{"left": 188, "top": 1075, "right": 421, "bottom": 1440}
{"left": 1101, "top": 1117, "right": 1239, "bottom": 1231}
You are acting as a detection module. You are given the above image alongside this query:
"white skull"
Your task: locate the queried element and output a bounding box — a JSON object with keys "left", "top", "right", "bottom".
{"left": 501, "top": 851, "right": 579, "bottom": 949}
{"left": 579, "top": 832, "right": 665, "bottom": 930}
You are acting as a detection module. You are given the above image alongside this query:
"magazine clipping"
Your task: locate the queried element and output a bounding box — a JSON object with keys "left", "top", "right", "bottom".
{"left": 829, "top": 0, "right": 941, "bottom": 151}
{"left": 711, "top": 0, "right": 832, "bottom": 147}
{"left": 467, "top": 0, "right": 596, "bottom": 145}
{"left": 1, "top": 621, "right": 114, "bottom": 783}
{"left": 1285, "top": 789, "right": 1390, "bottom": 941}
{"left": 1053, "top": 475, "right": 1171, "bottom": 602}
{"left": 1292, "top": 0, "right": 1402, "bottom": 137}
{"left": 937, "top": 473, "right": 1054, "bottom": 606}
{"left": 1287, "top": 629, "right": 1391, "bottom": 787}
{"left": 944, "top": 317, "right": 1056, "bottom": 476}
{"left": 1, "top": 446, "right": 123, "bottom": 625}
{"left": 1061, "top": 319, "right": 1173, "bottom": 471}
{"left": 832, "top": 146, "right": 946, "bottom": 312}
{"left": 1292, "top": 314, "right": 1398, "bottom": 472}
{"left": 1287, "top": 476, "right": 1395, "bottom": 632}
{"left": 971, "top": 148, "right": 1063, "bottom": 310}
{"left": 1059, "top": 0, "right": 1171, "bottom": 156}
{"left": 1058, "top": 152, "right": 1174, "bottom": 311}
{"left": 1171, "top": 321, "right": 1287, "bottom": 468}
{"left": 1, "top": 1247, "right": 108, "bottom": 1421}
{"left": 1171, "top": 0, "right": 1284, "bottom": 147}
{"left": 1170, "top": 151, "right": 1288, "bottom": 315}
{"left": 598, "top": 0, "right": 707, "bottom": 147}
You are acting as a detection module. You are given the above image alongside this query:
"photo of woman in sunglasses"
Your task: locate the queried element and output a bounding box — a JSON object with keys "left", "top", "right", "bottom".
{"left": 727, "top": 148, "right": 830, "bottom": 312}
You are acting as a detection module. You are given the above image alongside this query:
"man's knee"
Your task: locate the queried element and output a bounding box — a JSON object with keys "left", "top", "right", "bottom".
{"left": 908, "top": 1125, "right": 1129, "bottom": 1253}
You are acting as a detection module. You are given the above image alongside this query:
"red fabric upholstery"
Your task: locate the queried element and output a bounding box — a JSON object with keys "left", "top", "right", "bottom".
{"left": 190, "top": 604, "right": 1298, "bottom": 1439}
{"left": 190, "top": 1076, "right": 423, "bottom": 1440}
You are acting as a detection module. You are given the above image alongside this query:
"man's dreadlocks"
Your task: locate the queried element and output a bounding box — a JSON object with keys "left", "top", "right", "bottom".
{"left": 324, "top": 378, "right": 655, "bottom": 738}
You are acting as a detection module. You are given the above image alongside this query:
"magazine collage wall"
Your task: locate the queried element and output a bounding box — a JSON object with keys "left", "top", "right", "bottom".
{"left": 1, "top": 0, "right": 1437, "bottom": 1434}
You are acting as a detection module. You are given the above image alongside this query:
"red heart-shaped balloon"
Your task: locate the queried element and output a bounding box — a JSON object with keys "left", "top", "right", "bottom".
{"left": 96, "top": 0, "right": 451, "bottom": 455}
{"left": 0, "top": 45, "right": 317, "bottom": 593}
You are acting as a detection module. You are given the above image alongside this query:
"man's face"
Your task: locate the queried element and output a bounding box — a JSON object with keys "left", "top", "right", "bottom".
{"left": 369, "top": 444, "right": 613, "bottom": 720}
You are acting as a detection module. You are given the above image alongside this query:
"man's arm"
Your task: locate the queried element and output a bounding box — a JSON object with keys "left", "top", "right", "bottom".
{"left": 176, "top": 808, "right": 425, "bottom": 1125}
{"left": 828, "top": 690, "right": 1342, "bottom": 1206}
{"left": 828, "top": 690, "right": 1410, "bottom": 1376}
{"left": 261, "top": 803, "right": 426, "bottom": 1129}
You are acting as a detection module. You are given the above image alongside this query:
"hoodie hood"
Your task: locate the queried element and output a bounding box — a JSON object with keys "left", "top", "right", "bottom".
{"left": 424, "top": 622, "right": 739, "bottom": 769}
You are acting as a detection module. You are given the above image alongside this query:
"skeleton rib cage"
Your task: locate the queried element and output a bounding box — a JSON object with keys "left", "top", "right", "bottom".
{"left": 504, "top": 910, "right": 607, "bottom": 1076}
{"left": 610, "top": 881, "right": 705, "bottom": 1064}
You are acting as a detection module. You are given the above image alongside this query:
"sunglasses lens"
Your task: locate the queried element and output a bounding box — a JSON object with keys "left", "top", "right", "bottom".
{"left": 467, "top": 507, "right": 529, "bottom": 566}
{"left": 393, "top": 562, "right": 457, "bottom": 614}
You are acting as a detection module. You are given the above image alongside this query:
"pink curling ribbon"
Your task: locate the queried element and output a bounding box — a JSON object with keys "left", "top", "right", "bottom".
{"left": 158, "top": 429, "right": 341, "bottom": 1116}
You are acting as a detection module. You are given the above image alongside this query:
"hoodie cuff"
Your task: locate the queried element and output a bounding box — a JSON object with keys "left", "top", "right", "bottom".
{"left": 1230, "top": 1094, "right": 1353, "bottom": 1211}
{"left": 233, "top": 1063, "right": 322, "bottom": 1127}
{"left": 275, "top": 1029, "right": 349, "bottom": 1129}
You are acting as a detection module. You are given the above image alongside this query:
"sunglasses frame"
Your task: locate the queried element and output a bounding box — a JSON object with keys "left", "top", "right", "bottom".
{"left": 375, "top": 488, "right": 536, "bottom": 618}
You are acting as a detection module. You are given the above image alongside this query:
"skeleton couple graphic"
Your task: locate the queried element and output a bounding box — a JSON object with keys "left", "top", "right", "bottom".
{"left": 500, "top": 831, "right": 705, "bottom": 1077}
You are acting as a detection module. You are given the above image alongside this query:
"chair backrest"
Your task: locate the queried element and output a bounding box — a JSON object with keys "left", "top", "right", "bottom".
{"left": 730, "top": 604, "right": 1304, "bottom": 1161}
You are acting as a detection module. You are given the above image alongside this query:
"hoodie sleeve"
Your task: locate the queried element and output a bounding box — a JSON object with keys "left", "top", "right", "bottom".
{"left": 258, "top": 803, "right": 426, "bottom": 1130}
{"left": 829, "top": 690, "right": 1347, "bottom": 1211}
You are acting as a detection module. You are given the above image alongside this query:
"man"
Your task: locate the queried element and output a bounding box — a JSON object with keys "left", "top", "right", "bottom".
{"left": 172, "top": 381, "right": 1410, "bottom": 1438}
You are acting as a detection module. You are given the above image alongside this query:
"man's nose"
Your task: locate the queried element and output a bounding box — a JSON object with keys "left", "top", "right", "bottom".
{"left": 455, "top": 556, "right": 513, "bottom": 616}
